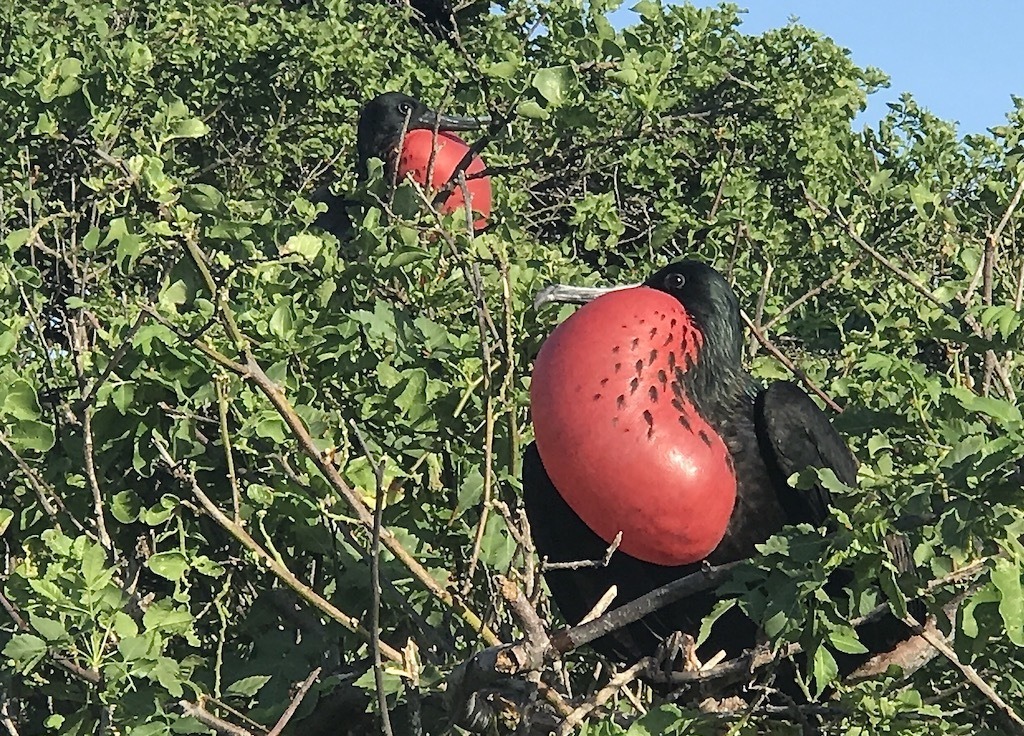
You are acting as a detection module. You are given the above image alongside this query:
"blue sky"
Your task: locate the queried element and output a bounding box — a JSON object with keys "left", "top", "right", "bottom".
{"left": 610, "top": 2, "right": 1023, "bottom": 136}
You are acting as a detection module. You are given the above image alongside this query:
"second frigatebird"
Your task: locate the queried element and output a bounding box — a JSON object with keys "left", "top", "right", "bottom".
{"left": 313, "top": 92, "right": 492, "bottom": 236}
{"left": 526, "top": 260, "right": 911, "bottom": 667}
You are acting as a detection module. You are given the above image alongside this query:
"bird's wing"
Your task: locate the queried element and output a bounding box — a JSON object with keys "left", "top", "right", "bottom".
{"left": 310, "top": 183, "right": 356, "bottom": 238}
{"left": 753, "top": 380, "right": 858, "bottom": 527}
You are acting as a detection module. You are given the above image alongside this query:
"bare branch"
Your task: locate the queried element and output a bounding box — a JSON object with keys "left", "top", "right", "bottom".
{"left": 164, "top": 232, "right": 501, "bottom": 646}
{"left": 542, "top": 532, "right": 622, "bottom": 571}
{"left": 175, "top": 701, "right": 255, "bottom": 736}
{"left": 556, "top": 660, "right": 647, "bottom": 736}
{"left": 153, "top": 437, "right": 405, "bottom": 663}
{"left": 266, "top": 667, "right": 322, "bottom": 736}
{"left": 901, "top": 613, "right": 1024, "bottom": 734}
{"left": 739, "top": 311, "right": 844, "bottom": 413}
{"left": 350, "top": 422, "right": 396, "bottom": 736}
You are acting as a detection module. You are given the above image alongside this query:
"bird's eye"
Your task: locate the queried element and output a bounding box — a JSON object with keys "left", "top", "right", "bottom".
{"left": 663, "top": 273, "right": 686, "bottom": 290}
{"left": 398, "top": 102, "right": 413, "bottom": 115}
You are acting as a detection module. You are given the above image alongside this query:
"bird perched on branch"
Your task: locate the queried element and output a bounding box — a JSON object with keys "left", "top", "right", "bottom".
{"left": 526, "top": 260, "right": 914, "bottom": 668}
{"left": 312, "top": 92, "right": 492, "bottom": 237}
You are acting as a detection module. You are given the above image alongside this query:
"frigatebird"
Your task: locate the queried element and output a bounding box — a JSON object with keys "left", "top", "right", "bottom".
{"left": 525, "top": 260, "right": 911, "bottom": 666}
{"left": 312, "top": 92, "right": 491, "bottom": 236}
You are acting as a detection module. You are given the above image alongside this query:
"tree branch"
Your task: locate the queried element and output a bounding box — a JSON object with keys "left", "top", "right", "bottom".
{"left": 153, "top": 437, "right": 405, "bottom": 663}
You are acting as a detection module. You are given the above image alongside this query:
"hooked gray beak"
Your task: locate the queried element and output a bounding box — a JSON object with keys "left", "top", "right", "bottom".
{"left": 533, "top": 282, "right": 641, "bottom": 311}
{"left": 416, "top": 110, "right": 491, "bottom": 132}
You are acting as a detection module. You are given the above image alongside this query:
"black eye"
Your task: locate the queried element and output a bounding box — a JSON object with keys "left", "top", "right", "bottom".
{"left": 398, "top": 102, "right": 413, "bottom": 115}
{"left": 664, "top": 273, "right": 685, "bottom": 290}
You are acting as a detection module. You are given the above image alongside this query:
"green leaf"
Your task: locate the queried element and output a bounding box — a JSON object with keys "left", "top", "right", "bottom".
{"left": 111, "top": 491, "right": 143, "bottom": 523}
{"left": 811, "top": 644, "right": 839, "bottom": 694}
{"left": 82, "top": 541, "right": 112, "bottom": 591}
{"left": 630, "top": 0, "right": 662, "bottom": 19}
{"left": 484, "top": 61, "right": 518, "bottom": 79}
{"left": 992, "top": 557, "right": 1024, "bottom": 646}
{"left": 516, "top": 100, "right": 550, "bottom": 120}
{"left": 143, "top": 601, "right": 193, "bottom": 634}
{"left": 1, "top": 380, "right": 41, "bottom": 419}
{"left": 625, "top": 705, "right": 688, "bottom": 734}
{"left": 151, "top": 655, "right": 185, "bottom": 696}
{"left": 3, "top": 633, "right": 47, "bottom": 664}
{"left": 170, "top": 118, "right": 209, "bottom": 140}
{"left": 7, "top": 419, "right": 55, "bottom": 453}
{"left": 827, "top": 626, "right": 868, "bottom": 654}
{"left": 695, "top": 598, "right": 736, "bottom": 647}
{"left": 30, "top": 614, "right": 68, "bottom": 643}
{"left": 269, "top": 300, "right": 295, "bottom": 340}
{"left": 532, "top": 66, "right": 577, "bottom": 107}
{"left": 393, "top": 369, "right": 429, "bottom": 422}
{"left": 0, "top": 508, "right": 12, "bottom": 535}
{"left": 354, "top": 667, "right": 404, "bottom": 695}
{"left": 119, "top": 635, "right": 158, "bottom": 662}
{"left": 148, "top": 551, "right": 190, "bottom": 582}
{"left": 281, "top": 233, "right": 324, "bottom": 260}
{"left": 111, "top": 611, "right": 139, "bottom": 639}
{"left": 227, "top": 674, "right": 272, "bottom": 697}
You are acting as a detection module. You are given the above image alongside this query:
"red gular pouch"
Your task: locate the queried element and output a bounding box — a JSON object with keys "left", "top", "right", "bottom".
{"left": 396, "top": 129, "right": 491, "bottom": 231}
{"left": 531, "top": 286, "right": 738, "bottom": 566}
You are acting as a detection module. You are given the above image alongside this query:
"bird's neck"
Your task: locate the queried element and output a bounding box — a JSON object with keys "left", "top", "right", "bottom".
{"left": 356, "top": 134, "right": 400, "bottom": 181}
{"left": 681, "top": 321, "right": 753, "bottom": 425}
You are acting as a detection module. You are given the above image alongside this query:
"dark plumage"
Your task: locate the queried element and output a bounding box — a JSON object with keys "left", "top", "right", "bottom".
{"left": 526, "top": 260, "right": 911, "bottom": 665}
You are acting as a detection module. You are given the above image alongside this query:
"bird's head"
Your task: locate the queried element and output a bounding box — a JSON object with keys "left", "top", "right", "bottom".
{"left": 534, "top": 259, "right": 744, "bottom": 384}
{"left": 356, "top": 92, "right": 489, "bottom": 178}
{"left": 643, "top": 260, "right": 743, "bottom": 375}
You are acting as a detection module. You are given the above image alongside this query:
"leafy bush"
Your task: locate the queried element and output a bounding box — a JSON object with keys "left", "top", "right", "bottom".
{"left": 2, "top": 0, "right": 1024, "bottom": 733}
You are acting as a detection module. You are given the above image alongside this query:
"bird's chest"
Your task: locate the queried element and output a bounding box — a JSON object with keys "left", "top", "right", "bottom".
{"left": 531, "top": 294, "right": 739, "bottom": 566}
{"left": 700, "top": 392, "right": 788, "bottom": 563}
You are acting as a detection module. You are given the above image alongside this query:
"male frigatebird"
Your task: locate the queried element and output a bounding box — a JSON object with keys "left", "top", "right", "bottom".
{"left": 313, "top": 92, "right": 491, "bottom": 236}
{"left": 526, "top": 260, "right": 910, "bottom": 666}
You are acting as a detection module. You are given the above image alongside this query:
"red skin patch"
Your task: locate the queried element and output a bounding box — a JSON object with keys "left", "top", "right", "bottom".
{"left": 396, "top": 130, "right": 491, "bottom": 230}
{"left": 531, "top": 287, "right": 737, "bottom": 566}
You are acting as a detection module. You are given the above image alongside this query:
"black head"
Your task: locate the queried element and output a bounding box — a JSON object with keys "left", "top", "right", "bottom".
{"left": 355, "top": 92, "right": 488, "bottom": 177}
{"left": 645, "top": 260, "right": 743, "bottom": 374}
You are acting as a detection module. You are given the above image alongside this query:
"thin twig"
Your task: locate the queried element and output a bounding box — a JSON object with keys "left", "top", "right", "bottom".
{"left": 762, "top": 256, "right": 864, "bottom": 331}
{"left": 163, "top": 232, "right": 501, "bottom": 646}
{"left": 215, "top": 377, "right": 242, "bottom": 524}
{"left": 350, "top": 422, "right": 396, "bottom": 736}
{"left": 556, "top": 660, "right": 647, "bottom": 736}
{"left": 81, "top": 407, "right": 113, "bottom": 553}
{"left": 176, "top": 701, "right": 255, "bottom": 736}
{"left": 462, "top": 174, "right": 496, "bottom": 590}
{"left": 542, "top": 532, "right": 622, "bottom": 571}
{"left": 740, "top": 311, "right": 843, "bottom": 413}
{"left": 0, "top": 432, "right": 89, "bottom": 536}
{"left": 550, "top": 561, "right": 741, "bottom": 655}
{"left": 266, "top": 667, "right": 322, "bottom": 736}
{"left": 152, "top": 437, "right": 404, "bottom": 663}
{"left": 0, "top": 695, "right": 20, "bottom": 736}
{"left": 747, "top": 261, "right": 773, "bottom": 359}
{"left": 902, "top": 614, "right": 1024, "bottom": 733}
{"left": 76, "top": 310, "right": 149, "bottom": 410}
{"left": 577, "top": 586, "right": 618, "bottom": 626}
{"left": 0, "top": 591, "right": 100, "bottom": 685}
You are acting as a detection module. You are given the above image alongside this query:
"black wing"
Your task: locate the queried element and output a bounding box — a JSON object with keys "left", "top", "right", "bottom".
{"left": 754, "top": 380, "right": 858, "bottom": 527}
{"left": 756, "top": 382, "right": 925, "bottom": 661}
{"left": 310, "top": 183, "right": 356, "bottom": 239}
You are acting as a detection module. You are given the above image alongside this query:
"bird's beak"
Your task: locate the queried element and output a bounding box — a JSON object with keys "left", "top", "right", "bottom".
{"left": 533, "top": 282, "right": 641, "bottom": 310}
{"left": 416, "top": 109, "right": 491, "bottom": 132}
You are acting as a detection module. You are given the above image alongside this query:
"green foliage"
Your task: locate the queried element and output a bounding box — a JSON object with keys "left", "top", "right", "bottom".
{"left": 3, "top": 0, "right": 1024, "bottom": 733}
